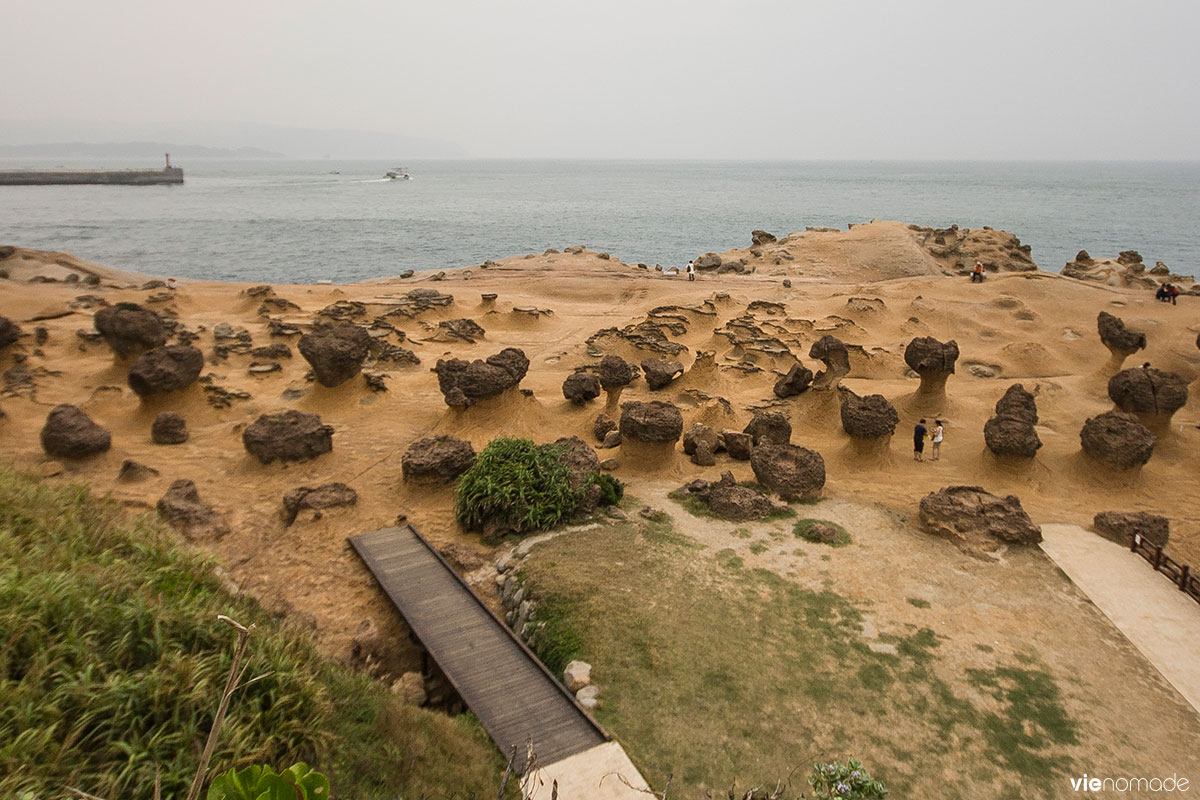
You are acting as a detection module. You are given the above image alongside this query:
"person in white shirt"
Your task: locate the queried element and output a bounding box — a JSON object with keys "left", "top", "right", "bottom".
{"left": 686, "top": 261, "right": 695, "bottom": 281}
{"left": 931, "top": 419, "right": 944, "bottom": 461}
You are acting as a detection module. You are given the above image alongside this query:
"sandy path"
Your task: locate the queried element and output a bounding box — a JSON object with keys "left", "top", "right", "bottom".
{"left": 1039, "top": 523, "right": 1200, "bottom": 714}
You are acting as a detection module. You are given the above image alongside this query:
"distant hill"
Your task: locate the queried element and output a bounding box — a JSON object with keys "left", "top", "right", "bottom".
{"left": 0, "top": 141, "right": 282, "bottom": 159}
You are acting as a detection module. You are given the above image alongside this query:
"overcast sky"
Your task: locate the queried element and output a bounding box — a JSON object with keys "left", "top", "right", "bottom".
{"left": 3, "top": 0, "right": 1198, "bottom": 159}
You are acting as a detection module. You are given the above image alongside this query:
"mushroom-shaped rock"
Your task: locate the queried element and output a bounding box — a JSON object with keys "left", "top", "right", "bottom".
{"left": 0, "top": 316, "right": 22, "bottom": 349}
{"left": 242, "top": 410, "right": 334, "bottom": 465}
{"left": 750, "top": 443, "right": 825, "bottom": 501}
{"left": 434, "top": 347, "right": 530, "bottom": 407}
{"left": 1080, "top": 411, "right": 1155, "bottom": 470}
{"left": 751, "top": 230, "right": 777, "bottom": 246}
{"left": 994, "top": 383, "right": 1038, "bottom": 424}
{"left": 839, "top": 392, "right": 900, "bottom": 439}
{"left": 619, "top": 400, "right": 684, "bottom": 443}
{"left": 562, "top": 372, "right": 602, "bottom": 405}
{"left": 157, "top": 479, "right": 230, "bottom": 540}
{"left": 593, "top": 413, "right": 617, "bottom": 442}
{"left": 94, "top": 304, "right": 166, "bottom": 358}
{"left": 904, "top": 336, "right": 959, "bottom": 395}
{"left": 1093, "top": 511, "right": 1169, "bottom": 548}
{"left": 597, "top": 354, "right": 636, "bottom": 390}
{"left": 918, "top": 486, "right": 1042, "bottom": 548}
{"left": 641, "top": 357, "right": 683, "bottom": 390}
{"left": 128, "top": 345, "right": 204, "bottom": 396}
{"left": 808, "top": 336, "right": 850, "bottom": 389}
{"left": 743, "top": 411, "right": 791, "bottom": 446}
{"left": 983, "top": 416, "right": 1042, "bottom": 458}
{"left": 151, "top": 411, "right": 189, "bottom": 444}
{"left": 298, "top": 323, "right": 372, "bottom": 387}
{"left": 773, "top": 363, "right": 814, "bottom": 398}
{"left": 282, "top": 483, "right": 358, "bottom": 526}
{"left": 1097, "top": 311, "right": 1146, "bottom": 360}
{"left": 1107, "top": 367, "right": 1188, "bottom": 420}
{"left": 401, "top": 435, "right": 477, "bottom": 482}
{"left": 40, "top": 404, "right": 111, "bottom": 458}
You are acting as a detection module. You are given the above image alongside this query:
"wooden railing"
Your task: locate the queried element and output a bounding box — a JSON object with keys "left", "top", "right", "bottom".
{"left": 1131, "top": 533, "right": 1200, "bottom": 605}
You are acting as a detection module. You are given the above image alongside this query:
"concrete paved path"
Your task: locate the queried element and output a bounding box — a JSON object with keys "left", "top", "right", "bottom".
{"left": 525, "top": 741, "right": 651, "bottom": 800}
{"left": 1039, "top": 523, "right": 1200, "bottom": 714}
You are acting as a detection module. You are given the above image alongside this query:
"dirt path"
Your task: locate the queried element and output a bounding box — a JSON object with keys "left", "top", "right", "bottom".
{"left": 1039, "top": 523, "right": 1200, "bottom": 714}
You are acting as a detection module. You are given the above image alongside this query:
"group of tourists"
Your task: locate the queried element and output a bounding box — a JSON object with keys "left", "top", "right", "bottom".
{"left": 1155, "top": 283, "right": 1181, "bottom": 304}
{"left": 913, "top": 418, "right": 944, "bottom": 462}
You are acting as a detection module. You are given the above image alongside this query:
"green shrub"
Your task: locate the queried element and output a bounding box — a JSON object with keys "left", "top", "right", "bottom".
{"left": 208, "top": 762, "right": 329, "bottom": 800}
{"left": 793, "top": 518, "right": 851, "bottom": 547}
{"left": 808, "top": 759, "right": 888, "bottom": 799}
{"left": 455, "top": 438, "right": 616, "bottom": 535}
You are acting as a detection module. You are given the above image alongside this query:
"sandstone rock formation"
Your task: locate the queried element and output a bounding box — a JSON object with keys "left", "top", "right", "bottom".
{"left": 751, "top": 230, "right": 777, "bottom": 247}
{"left": 151, "top": 411, "right": 189, "bottom": 444}
{"left": 840, "top": 391, "right": 900, "bottom": 439}
{"left": 919, "top": 486, "right": 1042, "bottom": 551}
{"left": 1107, "top": 367, "right": 1188, "bottom": 426}
{"left": 744, "top": 411, "right": 791, "bottom": 446}
{"left": 683, "top": 423, "right": 718, "bottom": 466}
{"left": 242, "top": 410, "right": 334, "bottom": 464}
{"left": 688, "top": 471, "right": 786, "bottom": 521}
{"left": 808, "top": 336, "right": 850, "bottom": 389}
{"left": 1063, "top": 249, "right": 1195, "bottom": 291}
{"left": 94, "top": 304, "right": 166, "bottom": 358}
{"left": 0, "top": 316, "right": 21, "bottom": 349}
{"left": 1080, "top": 411, "right": 1155, "bottom": 470}
{"left": 401, "top": 436, "right": 477, "bottom": 482}
{"left": 1092, "top": 510, "right": 1169, "bottom": 548}
{"left": 597, "top": 354, "right": 637, "bottom": 390}
{"left": 984, "top": 383, "right": 1041, "bottom": 458}
{"left": 282, "top": 483, "right": 358, "bottom": 525}
{"left": 619, "top": 401, "right": 684, "bottom": 443}
{"left": 641, "top": 357, "right": 683, "bottom": 390}
{"left": 562, "top": 372, "right": 601, "bottom": 405}
{"left": 593, "top": 413, "right": 617, "bottom": 442}
{"left": 905, "top": 336, "right": 959, "bottom": 398}
{"left": 551, "top": 436, "right": 604, "bottom": 511}
{"left": 1097, "top": 311, "right": 1146, "bottom": 369}
{"left": 128, "top": 345, "right": 204, "bottom": 396}
{"left": 157, "top": 479, "right": 230, "bottom": 540}
{"left": 720, "top": 430, "right": 753, "bottom": 460}
{"left": 434, "top": 347, "right": 529, "bottom": 407}
{"left": 750, "top": 443, "right": 825, "bottom": 501}
{"left": 40, "top": 404, "right": 111, "bottom": 458}
{"left": 298, "top": 323, "right": 372, "bottom": 387}
{"left": 773, "top": 363, "right": 814, "bottom": 398}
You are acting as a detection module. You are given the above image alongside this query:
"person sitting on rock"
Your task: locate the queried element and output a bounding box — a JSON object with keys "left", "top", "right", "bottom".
{"left": 914, "top": 418, "right": 928, "bottom": 462}
{"left": 1156, "top": 284, "right": 1169, "bottom": 302}
{"left": 970, "top": 261, "right": 985, "bottom": 283}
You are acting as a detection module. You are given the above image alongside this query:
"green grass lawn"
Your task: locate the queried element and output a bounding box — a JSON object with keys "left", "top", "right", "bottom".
{"left": 515, "top": 515, "right": 1079, "bottom": 799}
{"left": 0, "top": 467, "right": 508, "bottom": 800}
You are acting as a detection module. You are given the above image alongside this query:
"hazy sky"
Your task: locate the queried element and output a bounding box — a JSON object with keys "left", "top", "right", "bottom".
{"left": 4, "top": 0, "right": 1198, "bottom": 159}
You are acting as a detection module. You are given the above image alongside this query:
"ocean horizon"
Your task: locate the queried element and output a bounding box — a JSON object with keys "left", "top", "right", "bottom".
{"left": 2, "top": 158, "right": 1198, "bottom": 283}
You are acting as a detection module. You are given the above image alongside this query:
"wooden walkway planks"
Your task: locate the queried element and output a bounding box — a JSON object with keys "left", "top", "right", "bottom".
{"left": 350, "top": 525, "right": 609, "bottom": 768}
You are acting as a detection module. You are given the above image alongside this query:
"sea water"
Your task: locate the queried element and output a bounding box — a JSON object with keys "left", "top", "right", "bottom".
{"left": 1, "top": 159, "right": 1197, "bottom": 283}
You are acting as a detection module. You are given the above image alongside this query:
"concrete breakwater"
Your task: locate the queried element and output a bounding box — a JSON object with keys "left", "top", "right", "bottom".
{"left": 0, "top": 166, "right": 183, "bottom": 186}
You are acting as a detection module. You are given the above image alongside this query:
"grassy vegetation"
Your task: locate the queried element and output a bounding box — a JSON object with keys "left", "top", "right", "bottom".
{"left": 455, "top": 437, "right": 621, "bottom": 536}
{"left": 0, "top": 467, "right": 508, "bottom": 800}
{"left": 793, "top": 518, "right": 852, "bottom": 547}
{"left": 515, "top": 515, "right": 1081, "bottom": 798}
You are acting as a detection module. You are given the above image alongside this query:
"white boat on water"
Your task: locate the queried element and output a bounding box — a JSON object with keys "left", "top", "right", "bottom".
{"left": 385, "top": 167, "right": 411, "bottom": 180}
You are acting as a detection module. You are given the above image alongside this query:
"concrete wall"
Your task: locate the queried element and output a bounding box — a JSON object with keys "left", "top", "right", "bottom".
{"left": 0, "top": 167, "right": 183, "bottom": 185}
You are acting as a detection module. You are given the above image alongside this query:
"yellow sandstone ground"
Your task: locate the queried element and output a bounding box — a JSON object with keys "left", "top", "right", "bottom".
{"left": 1, "top": 221, "right": 1197, "bottom": 683}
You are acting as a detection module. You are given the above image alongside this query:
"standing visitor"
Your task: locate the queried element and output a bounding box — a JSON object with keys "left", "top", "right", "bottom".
{"left": 913, "top": 418, "right": 928, "bottom": 462}
{"left": 930, "top": 419, "right": 944, "bottom": 461}
{"left": 686, "top": 261, "right": 695, "bottom": 281}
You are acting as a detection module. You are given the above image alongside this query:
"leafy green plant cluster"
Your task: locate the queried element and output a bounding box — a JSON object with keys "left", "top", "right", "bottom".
{"left": 587, "top": 472, "right": 625, "bottom": 507}
{"left": 208, "top": 762, "right": 328, "bottom": 800}
{"left": 0, "top": 467, "right": 505, "bottom": 800}
{"left": 807, "top": 759, "right": 888, "bottom": 799}
{"left": 454, "top": 437, "right": 615, "bottom": 535}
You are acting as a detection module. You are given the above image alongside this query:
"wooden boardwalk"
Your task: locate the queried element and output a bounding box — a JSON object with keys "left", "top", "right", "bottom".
{"left": 350, "top": 526, "right": 610, "bottom": 769}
